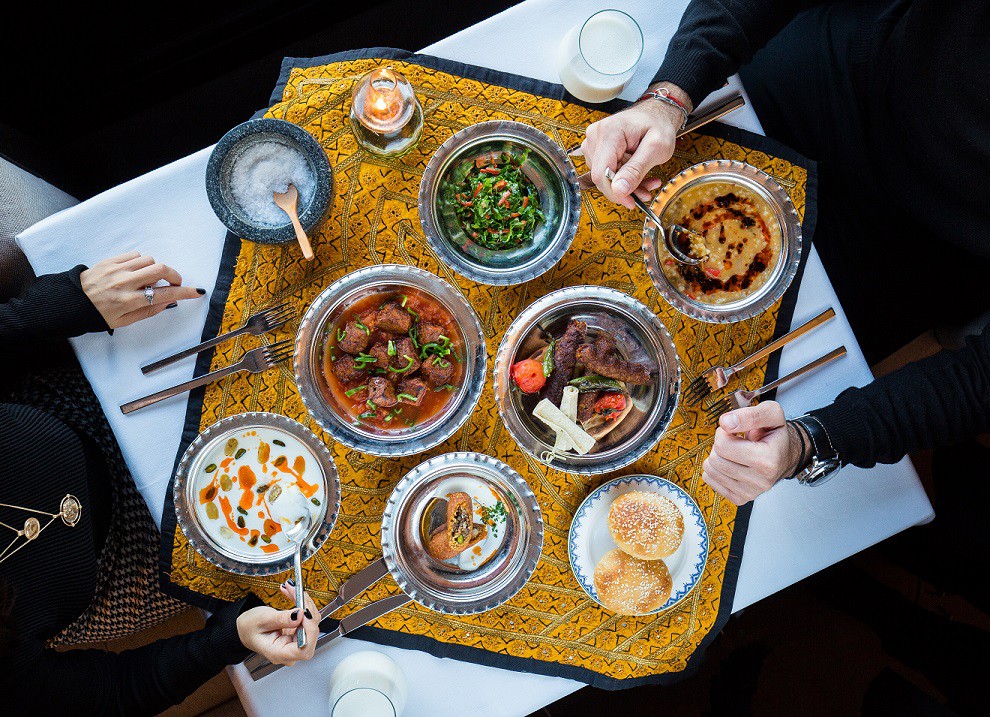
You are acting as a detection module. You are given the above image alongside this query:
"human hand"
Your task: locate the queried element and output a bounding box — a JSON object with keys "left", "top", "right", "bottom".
{"left": 581, "top": 83, "right": 690, "bottom": 209}
{"left": 235, "top": 584, "right": 320, "bottom": 666}
{"left": 80, "top": 252, "right": 205, "bottom": 329}
{"left": 701, "top": 401, "right": 805, "bottom": 505}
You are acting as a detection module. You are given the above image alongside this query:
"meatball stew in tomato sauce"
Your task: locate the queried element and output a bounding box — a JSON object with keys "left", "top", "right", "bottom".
{"left": 322, "top": 290, "right": 464, "bottom": 433}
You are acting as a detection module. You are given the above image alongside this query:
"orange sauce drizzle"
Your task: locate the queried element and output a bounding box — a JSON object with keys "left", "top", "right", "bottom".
{"left": 218, "top": 495, "right": 248, "bottom": 536}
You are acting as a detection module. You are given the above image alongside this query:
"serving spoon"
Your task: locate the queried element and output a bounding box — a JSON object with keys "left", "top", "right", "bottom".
{"left": 283, "top": 513, "right": 313, "bottom": 648}
{"left": 273, "top": 184, "right": 315, "bottom": 261}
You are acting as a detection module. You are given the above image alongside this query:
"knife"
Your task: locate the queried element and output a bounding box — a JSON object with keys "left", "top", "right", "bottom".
{"left": 245, "top": 593, "right": 413, "bottom": 680}
{"left": 575, "top": 95, "right": 746, "bottom": 190}
{"left": 318, "top": 557, "right": 390, "bottom": 621}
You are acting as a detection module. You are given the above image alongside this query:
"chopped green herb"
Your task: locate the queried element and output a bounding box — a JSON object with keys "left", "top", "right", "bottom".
{"left": 400, "top": 295, "right": 408, "bottom": 307}
{"left": 366, "top": 400, "right": 377, "bottom": 411}
{"left": 354, "top": 352, "right": 377, "bottom": 368}
{"left": 406, "top": 307, "right": 419, "bottom": 321}
{"left": 433, "top": 383, "right": 455, "bottom": 392}
{"left": 354, "top": 318, "right": 371, "bottom": 335}
{"left": 397, "top": 392, "right": 417, "bottom": 401}
{"left": 357, "top": 411, "right": 377, "bottom": 419}
{"left": 387, "top": 340, "right": 396, "bottom": 356}
{"left": 336, "top": 328, "right": 346, "bottom": 342}
{"left": 388, "top": 355, "right": 416, "bottom": 373}
{"left": 479, "top": 500, "right": 508, "bottom": 526}
{"left": 345, "top": 385, "right": 368, "bottom": 397}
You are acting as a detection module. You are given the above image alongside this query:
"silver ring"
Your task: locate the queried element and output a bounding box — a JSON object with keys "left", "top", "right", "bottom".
{"left": 144, "top": 285, "right": 155, "bottom": 305}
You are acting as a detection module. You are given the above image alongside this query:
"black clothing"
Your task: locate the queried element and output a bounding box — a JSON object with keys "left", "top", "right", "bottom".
{"left": 655, "top": 0, "right": 990, "bottom": 361}
{"left": 0, "top": 268, "right": 252, "bottom": 715}
{"left": 810, "top": 324, "right": 990, "bottom": 468}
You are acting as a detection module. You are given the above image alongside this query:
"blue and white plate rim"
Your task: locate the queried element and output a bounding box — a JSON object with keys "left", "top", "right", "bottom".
{"left": 568, "top": 474, "right": 710, "bottom": 614}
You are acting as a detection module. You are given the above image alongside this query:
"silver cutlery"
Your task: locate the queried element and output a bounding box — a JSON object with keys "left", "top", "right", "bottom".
{"left": 141, "top": 303, "right": 294, "bottom": 374}
{"left": 282, "top": 514, "right": 313, "bottom": 649}
{"left": 247, "top": 593, "right": 413, "bottom": 680}
{"left": 685, "top": 308, "right": 837, "bottom": 406}
{"left": 705, "top": 345, "right": 847, "bottom": 425}
{"left": 573, "top": 94, "right": 745, "bottom": 186}
{"left": 604, "top": 166, "right": 703, "bottom": 266}
{"left": 242, "top": 557, "right": 391, "bottom": 676}
{"left": 120, "top": 340, "right": 294, "bottom": 414}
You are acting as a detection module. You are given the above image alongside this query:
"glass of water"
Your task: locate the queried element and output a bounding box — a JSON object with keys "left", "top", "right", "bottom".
{"left": 328, "top": 651, "right": 408, "bottom": 717}
{"left": 556, "top": 9, "right": 644, "bottom": 103}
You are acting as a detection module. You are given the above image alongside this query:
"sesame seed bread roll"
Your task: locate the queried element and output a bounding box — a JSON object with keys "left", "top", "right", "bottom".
{"left": 593, "top": 549, "right": 672, "bottom": 615}
{"left": 607, "top": 491, "right": 684, "bottom": 560}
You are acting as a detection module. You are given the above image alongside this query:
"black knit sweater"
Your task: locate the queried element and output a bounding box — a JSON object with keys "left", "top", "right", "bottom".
{"left": 0, "top": 268, "right": 252, "bottom": 715}
{"left": 655, "top": 0, "right": 990, "bottom": 466}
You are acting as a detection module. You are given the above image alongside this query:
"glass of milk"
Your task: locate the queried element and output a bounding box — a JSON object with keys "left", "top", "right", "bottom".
{"left": 556, "top": 9, "right": 644, "bottom": 103}
{"left": 328, "top": 651, "right": 408, "bottom": 717}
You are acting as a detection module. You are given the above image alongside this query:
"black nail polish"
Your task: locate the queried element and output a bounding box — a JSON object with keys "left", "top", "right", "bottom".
{"left": 286, "top": 578, "right": 295, "bottom": 587}
{"left": 165, "top": 302, "right": 178, "bottom": 310}
{"left": 304, "top": 609, "right": 312, "bottom": 619}
{"left": 196, "top": 288, "right": 207, "bottom": 295}
{"left": 291, "top": 610, "right": 298, "bottom": 621}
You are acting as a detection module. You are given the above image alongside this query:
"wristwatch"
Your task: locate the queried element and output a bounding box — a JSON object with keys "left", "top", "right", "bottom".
{"left": 789, "top": 414, "right": 843, "bottom": 487}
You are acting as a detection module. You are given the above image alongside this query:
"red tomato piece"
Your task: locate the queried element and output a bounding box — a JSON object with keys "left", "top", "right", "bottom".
{"left": 593, "top": 393, "right": 627, "bottom": 420}
{"left": 511, "top": 359, "right": 546, "bottom": 393}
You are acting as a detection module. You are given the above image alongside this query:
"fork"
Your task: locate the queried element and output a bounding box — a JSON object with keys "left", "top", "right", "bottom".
{"left": 684, "top": 307, "right": 836, "bottom": 406}
{"left": 705, "top": 346, "right": 847, "bottom": 425}
{"left": 121, "top": 340, "right": 294, "bottom": 414}
{"left": 141, "top": 303, "right": 294, "bottom": 374}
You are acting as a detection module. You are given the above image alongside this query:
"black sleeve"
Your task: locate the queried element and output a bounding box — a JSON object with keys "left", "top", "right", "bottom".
{"left": 0, "top": 265, "right": 109, "bottom": 340}
{"left": 809, "top": 325, "right": 990, "bottom": 468}
{"left": 653, "top": 0, "right": 829, "bottom": 105}
{"left": 14, "top": 596, "right": 260, "bottom": 717}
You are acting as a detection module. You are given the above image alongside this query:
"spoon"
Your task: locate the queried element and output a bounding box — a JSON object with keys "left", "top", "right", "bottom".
{"left": 283, "top": 513, "right": 313, "bottom": 649}
{"left": 603, "top": 167, "right": 704, "bottom": 266}
{"left": 273, "top": 184, "right": 314, "bottom": 261}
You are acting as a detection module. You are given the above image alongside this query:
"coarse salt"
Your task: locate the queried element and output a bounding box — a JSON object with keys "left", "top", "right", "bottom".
{"left": 228, "top": 141, "right": 317, "bottom": 226}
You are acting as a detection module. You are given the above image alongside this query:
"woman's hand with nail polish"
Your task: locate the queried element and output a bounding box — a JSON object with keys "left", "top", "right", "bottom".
{"left": 236, "top": 587, "right": 321, "bottom": 665}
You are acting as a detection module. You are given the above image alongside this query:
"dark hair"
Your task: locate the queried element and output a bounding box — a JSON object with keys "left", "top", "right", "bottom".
{"left": 0, "top": 579, "right": 17, "bottom": 661}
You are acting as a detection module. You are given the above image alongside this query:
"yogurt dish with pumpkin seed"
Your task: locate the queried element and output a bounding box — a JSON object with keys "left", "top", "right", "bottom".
{"left": 174, "top": 412, "right": 340, "bottom": 575}
{"left": 194, "top": 426, "right": 326, "bottom": 558}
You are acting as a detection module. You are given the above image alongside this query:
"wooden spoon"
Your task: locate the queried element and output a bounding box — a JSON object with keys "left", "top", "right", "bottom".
{"left": 273, "top": 184, "right": 314, "bottom": 260}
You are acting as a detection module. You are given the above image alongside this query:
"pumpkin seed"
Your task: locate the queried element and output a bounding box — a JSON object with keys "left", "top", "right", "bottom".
{"left": 235, "top": 448, "right": 247, "bottom": 459}
{"left": 205, "top": 463, "right": 217, "bottom": 473}
{"left": 224, "top": 438, "right": 239, "bottom": 456}
{"left": 205, "top": 502, "right": 219, "bottom": 520}
{"left": 219, "top": 474, "right": 233, "bottom": 492}
{"left": 219, "top": 526, "right": 234, "bottom": 539}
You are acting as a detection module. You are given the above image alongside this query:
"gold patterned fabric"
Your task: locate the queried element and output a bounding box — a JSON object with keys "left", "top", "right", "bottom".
{"left": 162, "top": 52, "right": 811, "bottom": 687}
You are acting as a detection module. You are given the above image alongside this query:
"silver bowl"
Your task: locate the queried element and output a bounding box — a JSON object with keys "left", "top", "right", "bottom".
{"left": 493, "top": 286, "right": 680, "bottom": 475}
{"left": 418, "top": 120, "right": 581, "bottom": 286}
{"left": 173, "top": 412, "right": 340, "bottom": 576}
{"left": 643, "top": 160, "right": 802, "bottom": 323}
{"left": 294, "top": 265, "right": 487, "bottom": 456}
{"left": 380, "top": 452, "right": 543, "bottom": 614}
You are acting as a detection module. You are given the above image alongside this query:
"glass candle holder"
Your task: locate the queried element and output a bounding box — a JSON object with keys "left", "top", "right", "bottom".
{"left": 350, "top": 67, "right": 424, "bottom": 157}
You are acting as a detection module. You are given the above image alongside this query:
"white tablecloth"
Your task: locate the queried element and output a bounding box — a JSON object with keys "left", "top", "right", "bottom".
{"left": 16, "top": 1, "right": 933, "bottom": 714}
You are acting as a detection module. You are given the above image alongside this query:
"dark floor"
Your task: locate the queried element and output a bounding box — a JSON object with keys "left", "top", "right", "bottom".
{"left": 5, "top": 5, "right": 988, "bottom": 716}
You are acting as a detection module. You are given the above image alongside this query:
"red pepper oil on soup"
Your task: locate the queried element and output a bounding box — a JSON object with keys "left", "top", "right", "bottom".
{"left": 322, "top": 289, "right": 464, "bottom": 433}
{"left": 659, "top": 180, "right": 782, "bottom": 305}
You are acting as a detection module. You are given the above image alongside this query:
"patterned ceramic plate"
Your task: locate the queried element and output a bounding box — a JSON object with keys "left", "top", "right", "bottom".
{"left": 568, "top": 475, "right": 708, "bottom": 614}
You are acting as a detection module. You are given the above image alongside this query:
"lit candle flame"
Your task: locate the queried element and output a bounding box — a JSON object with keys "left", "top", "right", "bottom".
{"left": 367, "top": 68, "right": 400, "bottom": 123}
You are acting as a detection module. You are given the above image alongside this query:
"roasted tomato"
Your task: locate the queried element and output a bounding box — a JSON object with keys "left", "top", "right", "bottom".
{"left": 593, "top": 393, "right": 627, "bottom": 420}
{"left": 510, "top": 359, "right": 547, "bottom": 393}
